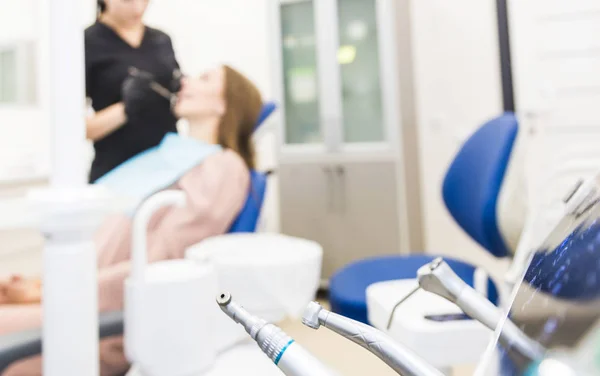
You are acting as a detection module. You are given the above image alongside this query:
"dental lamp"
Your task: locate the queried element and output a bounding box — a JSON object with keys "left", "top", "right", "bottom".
{"left": 302, "top": 302, "right": 445, "bottom": 376}
{"left": 216, "top": 292, "right": 335, "bottom": 376}
{"left": 414, "top": 258, "right": 546, "bottom": 362}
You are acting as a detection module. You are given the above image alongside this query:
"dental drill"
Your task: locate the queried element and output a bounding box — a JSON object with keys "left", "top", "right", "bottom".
{"left": 302, "top": 302, "right": 445, "bottom": 376}
{"left": 414, "top": 258, "right": 546, "bottom": 361}
{"left": 216, "top": 293, "right": 335, "bottom": 376}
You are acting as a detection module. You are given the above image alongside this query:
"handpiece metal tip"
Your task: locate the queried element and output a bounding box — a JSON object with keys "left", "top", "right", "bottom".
{"left": 216, "top": 292, "right": 232, "bottom": 306}
{"left": 429, "top": 257, "right": 444, "bottom": 270}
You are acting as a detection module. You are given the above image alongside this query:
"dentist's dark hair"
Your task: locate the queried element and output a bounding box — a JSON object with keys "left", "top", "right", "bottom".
{"left": 97, "top": 0, "right": 107, "bottom": 16}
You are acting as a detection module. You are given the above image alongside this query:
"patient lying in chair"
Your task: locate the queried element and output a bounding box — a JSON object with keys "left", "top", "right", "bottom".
{"left": 0, "top": 65, "right": 263, "bottom": 376}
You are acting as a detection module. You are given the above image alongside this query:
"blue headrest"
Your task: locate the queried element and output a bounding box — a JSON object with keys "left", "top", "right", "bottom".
{"left": 442, "top": 112, "right": 519, "bottom": 258}
{"left": 228, "top": 170, "right": 268, "bottom": 233}
{"left": 255, "top": 102, "right": 277, "bottom": 131}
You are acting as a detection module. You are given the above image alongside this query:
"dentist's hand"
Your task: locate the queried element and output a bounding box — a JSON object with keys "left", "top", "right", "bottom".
{"left": 121, "top": 67, "right": 156, "bottom": 120}
{"left": 169, "top": 69, "right": 184, "bottom": 93}
{"left": 165, "top": 69, "right": 184, "bottom": 116}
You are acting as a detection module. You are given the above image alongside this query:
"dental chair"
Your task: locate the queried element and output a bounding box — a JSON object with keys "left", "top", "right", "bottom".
{"left": 0, "top": 102, "right": 277, "bottom": 375}
{"left": 329, "top": 113, "right": 520, "bottom": 325}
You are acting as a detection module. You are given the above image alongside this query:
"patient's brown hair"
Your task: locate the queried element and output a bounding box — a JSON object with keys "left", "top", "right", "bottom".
{"left": 217, "top": 65, "right": 262, "bottom": 170}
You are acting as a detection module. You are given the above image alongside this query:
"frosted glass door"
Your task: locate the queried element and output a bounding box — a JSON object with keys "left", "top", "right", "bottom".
{"left": 336, "top": 0, "right": 385, "bottom": 143}
{"left": 0, "top": 49, "right": 17, "bottom": 103}
{"left": 280, "top": 1, "right": 323, "bottom": 145}
{"left": 0, "top": 44, "right": 37, "bottom": 104}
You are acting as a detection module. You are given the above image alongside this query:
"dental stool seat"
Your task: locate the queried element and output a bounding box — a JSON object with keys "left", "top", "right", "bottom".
{"left": 329, "top": 255, "right": 499, "bottom": 324}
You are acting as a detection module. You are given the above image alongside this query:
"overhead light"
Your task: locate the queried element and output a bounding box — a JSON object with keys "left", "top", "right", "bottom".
{"left": 300, "top": 35, "right": 315, "bottom": 47}
{"left": 337, "top": 45, "right": 356, "bottom": 65}
{"left": 283, "top": 36, "right": 298, "bottom": 49}
{"left": 347, "top": 20, "right": 368, "bottom": 41}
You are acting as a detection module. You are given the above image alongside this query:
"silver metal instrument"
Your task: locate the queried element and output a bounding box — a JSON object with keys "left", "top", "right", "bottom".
{"left": 217, "top": 293, "right": 335, "bottom": 376}
{"left": 302, "top": 302, "right": 445, "bottom": 376}
{"left": 416, "top": 258, "right": 546, "bottom": 361}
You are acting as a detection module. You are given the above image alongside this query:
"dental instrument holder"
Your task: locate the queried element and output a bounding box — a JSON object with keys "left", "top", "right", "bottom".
{"left": 416, "top": 258, "right": 546, "bottom": 363}
{"left": 302, "top": 302, "right": 445, "bottom": 376}
{"left": 125, "top": 190, "right": 219, "bottom": 376}
{"left": 27, "top": 187, "right": 123, "bottom": 376}
{"left": 216, "top": 292, "right": 335, "bottom": 376}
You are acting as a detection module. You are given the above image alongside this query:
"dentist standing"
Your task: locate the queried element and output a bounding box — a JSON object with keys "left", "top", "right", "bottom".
{"left": 85, "top": 0, "right": 181, "bottom": 183}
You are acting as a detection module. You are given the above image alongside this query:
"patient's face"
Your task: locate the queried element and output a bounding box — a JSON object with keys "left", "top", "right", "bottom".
{"left": 174, "top": 67, "right": 226, "bottom": 120}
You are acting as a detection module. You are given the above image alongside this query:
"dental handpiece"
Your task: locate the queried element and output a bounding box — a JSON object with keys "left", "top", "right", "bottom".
{"left": 416, "top": 258, "right": 546, "bottom": 361}
{"left": 302, "top": 302, "right": 445, "bottom": 376}
{"left": 216, "top": 293, "right": 335, "bottom": 376}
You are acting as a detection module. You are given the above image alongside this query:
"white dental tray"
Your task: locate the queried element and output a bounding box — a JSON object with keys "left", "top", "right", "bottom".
{"left": 366, "top": 279, "right": 493, "bottom": 369}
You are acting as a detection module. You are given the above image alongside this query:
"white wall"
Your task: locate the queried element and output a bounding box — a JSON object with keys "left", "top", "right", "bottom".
{"left": 0, "top": 0, "right": 48, "bottom": 276}
{"left": 0, "top": 0, "right": 51, "bottom": 182}
{"left": 410, "top": 0, "right": 507, "bottom": 276}
{"left": 145, "top": 0, "right": 274, "bottom": 98}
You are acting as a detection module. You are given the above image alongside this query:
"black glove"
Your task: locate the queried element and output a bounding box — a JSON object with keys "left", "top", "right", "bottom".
{"left": 169, "top": 69, "right": 184, "bottom": 93}
{"left": 121, "top": 67, "right": 156, "bottom": 119}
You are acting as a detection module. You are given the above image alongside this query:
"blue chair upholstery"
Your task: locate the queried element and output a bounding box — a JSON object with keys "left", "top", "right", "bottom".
{"left": 228, "top": 171, "right": 268, "bottom": 233}
{"left": 255, "top": 101, "right": 277, "bottom": 131}
{"left": 328, "top": 113, "right": 517, "bottom": 324}
{"left": 330, "top": 255, "right": 499, "bottom": 324}
{"left": 443, "top": 113, "right": 519, "bottom": 258}
{"left": 227, "top": 102, "right": 276, "bottom": 233}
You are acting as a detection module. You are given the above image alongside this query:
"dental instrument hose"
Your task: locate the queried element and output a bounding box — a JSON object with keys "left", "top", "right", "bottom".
{"left": 216, "top": 293, "right": 335, "bottom": 376}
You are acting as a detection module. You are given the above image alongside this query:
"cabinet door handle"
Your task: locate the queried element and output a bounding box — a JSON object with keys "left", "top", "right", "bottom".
{"left": 335, "top": 165, "right": 346, "bottom": 214}
{"left": 323, "top": 166, "right": 335, "bottom": 212}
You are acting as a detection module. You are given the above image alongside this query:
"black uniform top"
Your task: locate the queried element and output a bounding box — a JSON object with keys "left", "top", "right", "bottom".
{"left": 85, "top": 21, "right": 179, "bottom": 183}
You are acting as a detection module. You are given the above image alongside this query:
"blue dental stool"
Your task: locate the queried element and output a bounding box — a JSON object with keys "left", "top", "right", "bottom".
{"left": 329, "top": 113, "right": 520, "bottom": 324}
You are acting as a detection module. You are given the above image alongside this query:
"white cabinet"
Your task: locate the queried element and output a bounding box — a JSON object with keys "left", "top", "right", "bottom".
{"left": 271, "top": 0, "right": 409, "bottom": 280}
{"left": 279, "top": 161, "right": 400, "bottom": 280}
{"left": 331, "top": 161, "right": 400, "bottom": 272}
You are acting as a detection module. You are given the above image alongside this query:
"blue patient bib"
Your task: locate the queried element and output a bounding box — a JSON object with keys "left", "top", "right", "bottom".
{"left": 95, "top": 133, "right": 222, "bottom": 205}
